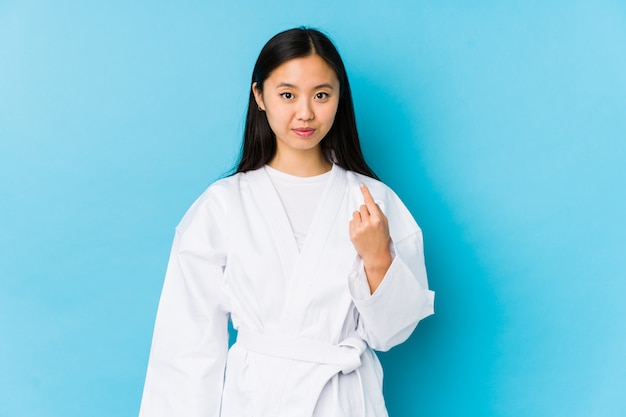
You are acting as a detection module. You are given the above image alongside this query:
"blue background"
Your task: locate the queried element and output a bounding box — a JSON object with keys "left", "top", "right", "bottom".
{"left": 1, "top": 1, "right": 625, "bottom": 416}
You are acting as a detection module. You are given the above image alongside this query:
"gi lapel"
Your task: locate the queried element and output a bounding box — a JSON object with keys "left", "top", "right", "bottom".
{"left": 246, "top": 167, "right": 300, "bottom": 283}
{"left": 280, "top": 164, "right": 350, "bottom": 331}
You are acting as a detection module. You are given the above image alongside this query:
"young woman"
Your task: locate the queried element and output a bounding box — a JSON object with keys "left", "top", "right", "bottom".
{"left": 139, "top": 27, "right": 434, "bottom": 417}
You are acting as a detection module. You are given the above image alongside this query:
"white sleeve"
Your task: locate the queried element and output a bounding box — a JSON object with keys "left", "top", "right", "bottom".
{"left": 348, "top": 229, "right": 435, "bottom": 352}
{"left": 139, "top": 194, "right": 230, "bottom": 417}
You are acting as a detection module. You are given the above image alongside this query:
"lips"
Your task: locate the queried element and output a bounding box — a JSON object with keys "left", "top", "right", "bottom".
{"left": 292, "top": 127, "right": 316, "bottom": 138}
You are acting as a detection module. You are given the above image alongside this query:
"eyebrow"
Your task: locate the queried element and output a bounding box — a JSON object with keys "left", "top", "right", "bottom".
{"left": 276, "top": 82, "right": 336, "bottom": 90}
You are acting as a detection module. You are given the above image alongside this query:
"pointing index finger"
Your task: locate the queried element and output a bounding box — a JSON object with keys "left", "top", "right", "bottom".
{"left": 360, "top": 183, "right": 378, "bottom": 211}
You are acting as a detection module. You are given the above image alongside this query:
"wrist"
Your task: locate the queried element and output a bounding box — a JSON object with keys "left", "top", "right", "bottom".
{"left": 362, "top": 253, "right": 392, "bottom": 273}
{"left": 362, "top": 250, "right": 392, "bottom": 294}
{"left": 362, "top": 244, "right": 392, "bottom": 270}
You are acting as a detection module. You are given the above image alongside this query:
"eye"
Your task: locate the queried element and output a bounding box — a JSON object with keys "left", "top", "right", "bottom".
{"left": 315, "top": 92, "right": 329, "bottom": 100}
{"left": 280, "top": 92, "right": 294, "bottom": 100}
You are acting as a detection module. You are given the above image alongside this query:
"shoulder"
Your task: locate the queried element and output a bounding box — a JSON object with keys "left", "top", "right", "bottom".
{"left": 192, "top": 167, "right": 263, "bottom": 207}
{"left": 351, "top": 172, "right": 396, "bottom": 199}
{"left": 342, "top": 168, "right": 401, "bottom": 208}
{"left": 176, "top": 170, "right": 253, "bottom": 234}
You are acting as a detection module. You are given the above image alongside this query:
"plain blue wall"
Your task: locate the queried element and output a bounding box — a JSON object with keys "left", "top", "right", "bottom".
{"left": 1, "top": 1, "right": 625, "bottom": 416}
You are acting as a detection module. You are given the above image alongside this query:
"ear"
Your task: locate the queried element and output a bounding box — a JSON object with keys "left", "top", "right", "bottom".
{"left": 252, "top": 82, "right": 265, "bottom": 111}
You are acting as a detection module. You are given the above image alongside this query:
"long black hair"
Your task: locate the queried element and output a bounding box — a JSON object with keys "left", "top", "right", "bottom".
{"left": 235, "top": 27, "right": 378, "bottom": 179}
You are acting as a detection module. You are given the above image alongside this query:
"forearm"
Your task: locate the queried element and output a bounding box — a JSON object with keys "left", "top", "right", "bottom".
{"left": 362, "top": 247, "right": 392, "bottom": 294}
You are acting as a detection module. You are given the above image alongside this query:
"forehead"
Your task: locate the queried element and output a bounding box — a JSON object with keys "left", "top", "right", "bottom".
{"left": 265, "top": 54, "right": 339, "bottom": 88}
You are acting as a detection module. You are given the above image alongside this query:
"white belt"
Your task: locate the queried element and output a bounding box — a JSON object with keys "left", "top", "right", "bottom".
{"left": 235, "top": 328, "right": 368, "bottom": 417}
{"left": 236, "top": 328, "right": 367, "bottom": 374}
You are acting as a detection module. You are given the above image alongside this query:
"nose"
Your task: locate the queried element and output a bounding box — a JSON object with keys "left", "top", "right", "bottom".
{"left": 296, "top": 99, "right": 314, "bottom": 121}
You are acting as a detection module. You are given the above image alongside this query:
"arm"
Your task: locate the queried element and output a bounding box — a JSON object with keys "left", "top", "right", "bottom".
{"left": 139, "top": 196, "right": 229, "bottom": 417}
{"left": 348, "top": 184, "right": 434, "bottom": 351}
{"left": 349, "top": 232, "right": 434, "bottom": 351}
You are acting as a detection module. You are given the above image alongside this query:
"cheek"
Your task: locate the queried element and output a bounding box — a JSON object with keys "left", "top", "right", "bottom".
{"left": 323, "top": 105, "right": 339, "bottom": 127}
{"left": 271, "top": 103, "right": 293, "bottom": 119}
{"left": 265, "top": 109, "right": 288, "bottom": 130}
{"left": 315, "top": 98, "right": 338, "bottom": 118}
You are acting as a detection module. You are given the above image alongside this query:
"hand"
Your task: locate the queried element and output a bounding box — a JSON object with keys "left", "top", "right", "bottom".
{"left": 349, "top": 183, "right": 392, "bottom": 293}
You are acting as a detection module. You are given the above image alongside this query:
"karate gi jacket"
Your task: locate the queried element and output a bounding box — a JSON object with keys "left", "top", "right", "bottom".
{"left": 139, "top": 164, "right": 435, "bottom": 417}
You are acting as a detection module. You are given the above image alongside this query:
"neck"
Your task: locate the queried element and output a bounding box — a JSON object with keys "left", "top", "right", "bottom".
{"left": 268, "top": 150, "right": 332, "bottom": 177}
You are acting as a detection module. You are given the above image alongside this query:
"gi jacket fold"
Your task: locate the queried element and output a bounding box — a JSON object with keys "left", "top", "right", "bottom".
{"left": 139, "top": 164, "right": 435, "bottom": 417}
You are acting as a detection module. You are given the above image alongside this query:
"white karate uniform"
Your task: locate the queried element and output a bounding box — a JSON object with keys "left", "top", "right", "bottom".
{"left": 139, "top": 164, "right": 435, "bottom": 417}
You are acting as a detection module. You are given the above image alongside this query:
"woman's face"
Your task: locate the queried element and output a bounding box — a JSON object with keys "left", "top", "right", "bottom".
{"left": 253, "top": 54, "right": 340, "bottom": 161}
